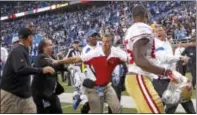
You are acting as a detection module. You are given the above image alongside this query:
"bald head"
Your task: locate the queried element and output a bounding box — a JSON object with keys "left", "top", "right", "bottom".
{"left": 132, "top": 4, "right": 148, "bottom": 23}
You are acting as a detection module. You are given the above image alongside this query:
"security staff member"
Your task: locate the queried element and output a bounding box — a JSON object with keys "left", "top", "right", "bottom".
{"left": 0, "top": 28, "right": 55, "bottom": 113}
{"left": 32, "top": 39, "right": 65, "bottom": 113}
{"left": 182, "top": 38, "right": 196, "bottom": 89}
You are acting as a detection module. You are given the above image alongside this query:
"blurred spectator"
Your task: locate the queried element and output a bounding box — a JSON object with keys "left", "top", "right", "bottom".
{"left": 0, "top": 1, "right": 196, "bottom": 52}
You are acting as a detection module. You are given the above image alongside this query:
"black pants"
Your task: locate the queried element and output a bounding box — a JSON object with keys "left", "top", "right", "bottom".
{"left": 81, "top": 102, "right": 90, "bottom": 114}
{"left": 32, "top": 94, "right": 62, "bottom": 114}
{"left": 60, "top": 71, "right": 66, "bottom": 82}
{"left": 67, "top": 71, "right": 71, "bottom": 86}
{"left": 165, "top": 100, "right": 195, "bottom": 114}
{"left": 153, "top": 79, "right": 196, "bottom": 114}
{"left": 176, "top": 61, "right": 187, "bottom": 76}
{"left": 188, "top": 63, "right": 196, "bottom": 87}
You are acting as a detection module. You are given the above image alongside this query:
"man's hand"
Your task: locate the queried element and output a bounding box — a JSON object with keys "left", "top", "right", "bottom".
{"left": 180, "top": 56, "right": 190, "bottom": 65}
{"left": 168, "top": 70, "right": 187, "bottom": 84}
{"left": 42, "top": 66, "right": 55, "bottom": 74}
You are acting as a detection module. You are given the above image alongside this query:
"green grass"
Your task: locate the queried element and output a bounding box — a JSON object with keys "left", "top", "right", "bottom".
{"left": 59, "top": 72, "right": 195, "bottom": 113}
{"left": 61, "top": 103, "right": 186, "bottom": 114}
{"left": 61, "top": 102, "right": 138, "bottom": 114}
{"left": 58, "top": 72, "right": 196, "bottom": 99}
{"left": 61, "top": 103, "right": 81, "bottom": 113}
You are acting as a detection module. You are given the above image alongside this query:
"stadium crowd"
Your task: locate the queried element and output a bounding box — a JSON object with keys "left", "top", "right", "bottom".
{"left": 1, "top": 1, "right": 66, "bottom": 16}
{"left": 0, "top": 1, "right": 196, "bottom": 114}
{"left": 1, "top": 1, "right": 196, "bottom": 52}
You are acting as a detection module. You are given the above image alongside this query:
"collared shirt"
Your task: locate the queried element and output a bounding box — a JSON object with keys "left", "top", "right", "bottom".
{"left": 81, "top": 46, "right": 127, "bottom": 86}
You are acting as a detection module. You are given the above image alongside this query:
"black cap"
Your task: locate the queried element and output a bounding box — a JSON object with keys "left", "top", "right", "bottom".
{"left": 18, "top": 28, "right": 33, "bottom": 39}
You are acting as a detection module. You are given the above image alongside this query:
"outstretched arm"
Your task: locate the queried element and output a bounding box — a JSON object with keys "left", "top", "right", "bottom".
{"left": 56, "top": 56, "right": 83, "bottom": 65}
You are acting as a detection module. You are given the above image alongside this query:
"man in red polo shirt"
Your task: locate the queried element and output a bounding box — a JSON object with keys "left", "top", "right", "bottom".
{"left": 55, "top": 34, "right": 127, "bottom": 113}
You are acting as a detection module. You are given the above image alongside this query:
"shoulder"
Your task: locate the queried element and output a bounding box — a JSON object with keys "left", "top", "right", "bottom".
{"left": 85, "top": 47, "right": 101, "bottom": 57}
{"left": 125, "top": 23, "right": 153, "bottom": 41}
{"left": 112, "top": 47, "right": 126, "bottom": 54}
{"left": 10, "top": 46, "right": 21, "bottom": 54}
{"left": 37, "top": 53, "right": 47, "bottom": 59}
{"left": 89, "top": 46, "right": 101, "bottom": 55}
{"left": 127, "top": 23, "right": 152, "bottom": 34}
{"left": 111, "top": 47, "right": 127, "bottom": 60}
{"left": 82, "top": 45, "right": 90, "bottom": 52}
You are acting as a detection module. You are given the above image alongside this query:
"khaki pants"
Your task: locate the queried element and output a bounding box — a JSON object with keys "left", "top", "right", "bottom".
{"left": 125, "top": 74, "right": 164, "bottom": 113}
{"left": 86, "top": 84, "right": 121, "bottom": 113}
{"left": 0, "top": 89, "right": 36, "bottom": 113}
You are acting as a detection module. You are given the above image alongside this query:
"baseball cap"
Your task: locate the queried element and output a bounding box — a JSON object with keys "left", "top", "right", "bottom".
{"left": 18, "top": 28, "right": 33, "bottom": 39}
{"left": 87, "top": 29, "right": 99, "bottom": 38}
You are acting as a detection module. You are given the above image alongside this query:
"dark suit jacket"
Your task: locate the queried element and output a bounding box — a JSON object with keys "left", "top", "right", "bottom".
{"left": 31, "top": 53, "right": 65, "bottom": 99}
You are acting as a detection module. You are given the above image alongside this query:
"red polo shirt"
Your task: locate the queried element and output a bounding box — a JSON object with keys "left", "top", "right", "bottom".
{"left": 81, "top": 46, "right": 127, "bottom": 86}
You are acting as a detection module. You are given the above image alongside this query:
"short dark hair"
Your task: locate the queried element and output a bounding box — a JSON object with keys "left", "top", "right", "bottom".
{"left": 25, "top": 21, "right": 34, "bottom": 28}
{"left": 132, "top": 4, "right": 147, "bottom": 19}
{"left": 38, "top": 39, "right": 48, "bottom": 54}
{"left": 18, "top": 28, "right": 33, "bottom": 39}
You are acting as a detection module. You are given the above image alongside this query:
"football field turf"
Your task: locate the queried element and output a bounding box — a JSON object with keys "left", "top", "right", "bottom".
{"left": 59, "top": 72, "right": 196, "bottom": 113}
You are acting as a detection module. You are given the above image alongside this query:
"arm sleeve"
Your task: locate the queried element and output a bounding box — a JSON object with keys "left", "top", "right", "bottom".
{"left": 155, "top": 50, "right": 180, "bottom": 64}
{"left": 128, "top": 25, "right": 153, "bottom": 45}
{"left": 117, "top": 48, "right": 128, "bottom": 62}
{"left": 37, "top": 55, "right": 67, "bottom": 72}
{"left": 12, "top": 51, "right": 42, "bottom": 76}
{"left": 80, "top": 50, "right": 97, "bottom": 64}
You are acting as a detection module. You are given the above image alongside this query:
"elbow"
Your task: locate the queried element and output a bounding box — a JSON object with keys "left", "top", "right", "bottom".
{"left": 135, "top": 58, "right": 143, "bottom": 67}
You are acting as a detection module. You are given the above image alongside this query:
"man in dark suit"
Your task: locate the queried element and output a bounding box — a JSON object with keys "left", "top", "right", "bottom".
{"left": 31, "top": 39, "right": 66, "bottom": 113}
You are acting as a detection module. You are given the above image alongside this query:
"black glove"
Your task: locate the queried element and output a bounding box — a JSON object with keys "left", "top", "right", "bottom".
{"left": 83, "top": 78, "right": 95, "bottom": 88}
